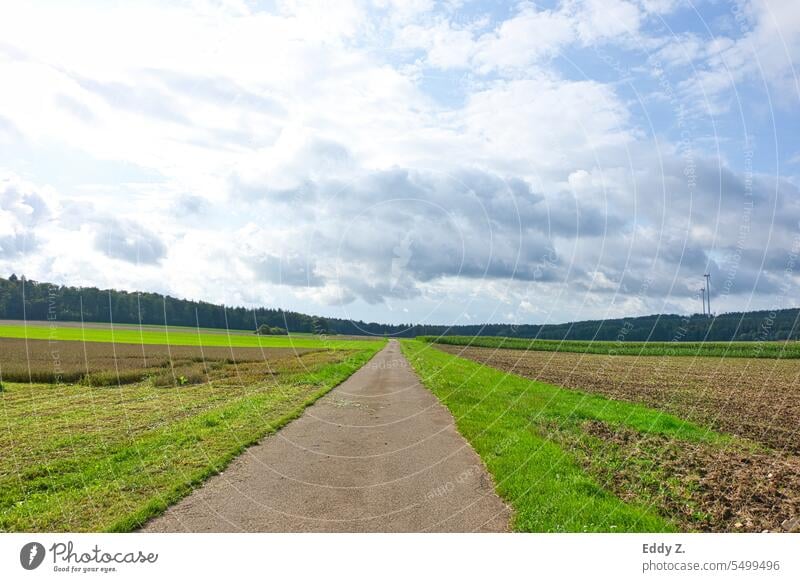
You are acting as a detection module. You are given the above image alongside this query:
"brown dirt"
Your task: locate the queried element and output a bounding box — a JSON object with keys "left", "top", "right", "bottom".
{"left": 540, "top": 420, "right": 800, "bottom": 532}
{"left": 437, "top": 345, "right": 800, "bottom": 454}
{"left": 0, "top": 337, "right": 312, "bottom": 385}
{"left": 440, "top": 345, "right": 800, "bottom": 532}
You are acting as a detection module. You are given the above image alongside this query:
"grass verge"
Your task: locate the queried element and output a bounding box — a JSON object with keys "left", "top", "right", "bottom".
{"left": 401, "top": 340, "right": 736, "bottom": 532}
{"left": 0, "top": 345, "right": 380, "bottom": 532}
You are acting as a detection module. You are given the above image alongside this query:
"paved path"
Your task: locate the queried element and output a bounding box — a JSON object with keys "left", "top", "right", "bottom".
{"left": 142, "top": 340, "right": 510, "bottom": 532}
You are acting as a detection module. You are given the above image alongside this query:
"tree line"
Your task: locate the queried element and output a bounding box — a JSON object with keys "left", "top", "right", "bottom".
{"left": 1, "top": 274, "right": 798, "bottom": 341}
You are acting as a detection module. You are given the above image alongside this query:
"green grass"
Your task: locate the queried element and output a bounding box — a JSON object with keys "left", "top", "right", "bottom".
{"left": 401, "top": 340, "right": 732, "bottom": 532}
{"left": 0, "top": 322, "right": 374, "bottom": 350}
{"left": 419, "top": 334, "right": 800, "bottom": 358}
{"left": 0, "top": 346, "right": 381, "bottom": 532}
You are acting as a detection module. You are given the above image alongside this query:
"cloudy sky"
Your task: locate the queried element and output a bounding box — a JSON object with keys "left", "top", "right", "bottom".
{"left": 1, "top": 0, "right": 799, "bottom": 326}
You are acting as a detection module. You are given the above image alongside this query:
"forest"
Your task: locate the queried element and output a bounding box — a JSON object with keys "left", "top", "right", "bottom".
{"left": 1, "top": 274, "right": 798, "bottom": 341}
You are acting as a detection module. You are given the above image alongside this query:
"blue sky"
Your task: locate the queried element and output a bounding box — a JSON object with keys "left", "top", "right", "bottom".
{"left": 1, "top": 0, "right": 799, "bottom": 326}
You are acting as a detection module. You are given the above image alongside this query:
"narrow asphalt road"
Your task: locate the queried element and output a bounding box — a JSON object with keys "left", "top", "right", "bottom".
{"left": 142, "top": 340, "right": 510, "bottom": 532}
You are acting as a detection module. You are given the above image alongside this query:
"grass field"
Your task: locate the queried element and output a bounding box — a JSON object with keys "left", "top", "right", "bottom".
{"left": 420, "top": 335, "right": 800, "bottom": 358}
{"left": 0, "top": 338, "right": 383, "bottom": 532}
{"left": 402, "top": 340, "right": 800, "bottom": 532}
{"left": 6, "top": 319, "right": 382, "bottom": 341}
{"left": 0, "top": 322, "right": 374, "bottom": 350}
{"left": 8, "top": 319, "right": 262, "bottom": 336}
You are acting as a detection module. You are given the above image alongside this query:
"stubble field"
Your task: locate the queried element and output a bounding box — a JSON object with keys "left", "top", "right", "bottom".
{"left": 0, "top": 329, "right": 383, "bottom": 532}
{"left": 0, "top": 337, "right": 314, "bottom": 386}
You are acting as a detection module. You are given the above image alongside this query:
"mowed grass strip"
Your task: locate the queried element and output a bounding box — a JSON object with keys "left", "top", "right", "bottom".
{"left": 0, "top": 346, "right": 381, "bottom": 532}
{"left": 401, "top": 340, "right": 732, "bottom": 532}
{"left": 419, "top": 335, "right": 800, "bottom": 359}
{"left": 0, "top": 322, "right": 372, "bottom": 350}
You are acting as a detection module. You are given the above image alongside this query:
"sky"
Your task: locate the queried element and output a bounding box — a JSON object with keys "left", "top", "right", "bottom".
{"left": 1, "top": 0, "right": 799, "bottom": 326}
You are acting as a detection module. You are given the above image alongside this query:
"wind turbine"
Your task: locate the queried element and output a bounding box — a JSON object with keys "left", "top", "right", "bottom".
{"left": 704, "top": 273, "right": 712, "bottom": 316}
{"left": 701, "top": 287, "right": 706, "bottom": 316}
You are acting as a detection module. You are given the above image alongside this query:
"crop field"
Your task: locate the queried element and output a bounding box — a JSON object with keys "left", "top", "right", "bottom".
{"left": 420, "top": 335, "right": 800, "bottom": 358}
{"left": 0, "top": 334, "right": 383, "bottom": 532}
{"left": 0, "top": 322, "right": 375, "bottom": 350}
{"left": 404, "top": 340, "right": 800, "bottom": 532}
{"left": 435, "top": 344, "right": 800, "bottom": 453}
{"left": 0, "top": 337, "right": 315, "bottom": 385}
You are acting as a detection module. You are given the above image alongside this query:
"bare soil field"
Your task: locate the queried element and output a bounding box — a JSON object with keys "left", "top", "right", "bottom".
{"left": 0, "top": 337, "right": 313, "bottom": 386}
{"left": 437, "top": 345, "right": 800, "bottom": 453}
{"left": 537, "top": 419, "right": 800, "bottom": 532}
{"left": 436, "top": 345, "right": 800, "bottom": 532}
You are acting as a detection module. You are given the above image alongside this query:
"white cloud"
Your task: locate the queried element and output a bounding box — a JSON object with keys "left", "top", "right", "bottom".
{"left": 461, "top": 77, "right": 633, "bottom": 175}
{"left": 676, "top": 0, "right": 800, "bottom": 112}
{"left": 396, "top": 0, "right": 645, "bottom": 74}
{"left": 0, "top": 0, "right": 796, "bottom": 324}
{"left": 93, "top": 218, "right": 167, "bottom": 265}
{"left": 473, "top": 7, "right": 575, "bottom": 72}
{"left": 396, "top": 19, "right": 477, "bottom": 69}
{"left": 572, "top": 0, "right": 642, "bottom": 44}
{"left": 0, "top": 173, "right": 52, "bottom": 258}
